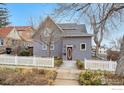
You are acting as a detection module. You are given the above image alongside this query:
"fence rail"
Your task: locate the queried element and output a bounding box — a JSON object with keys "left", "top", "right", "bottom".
{"left": 0, "top": 55, "right": 54, "bottom": 67}
{"left": 84, "top": 59, "right": 117, "bottom": 71}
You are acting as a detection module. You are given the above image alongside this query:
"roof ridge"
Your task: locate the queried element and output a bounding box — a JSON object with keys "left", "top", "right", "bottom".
{"left": 57, "top": 23, "right": 85, "bottom": 25}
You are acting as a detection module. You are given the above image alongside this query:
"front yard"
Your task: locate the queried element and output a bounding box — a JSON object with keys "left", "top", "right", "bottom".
{"left": 0, "top": 67, "right": 57, "bottom": 85}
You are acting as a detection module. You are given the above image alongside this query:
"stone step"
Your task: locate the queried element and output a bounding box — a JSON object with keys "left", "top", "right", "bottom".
{"left": 57, "top": 69, "right": 82, "bottom": 74}
{"left": 56, "top": 73, "right": 79, "bottom": 80}
{"left": 56, "top": 69, "right": 81, "bottom": 80}
{"left": 54, "top": 79, "right": 79, "bottom": 85}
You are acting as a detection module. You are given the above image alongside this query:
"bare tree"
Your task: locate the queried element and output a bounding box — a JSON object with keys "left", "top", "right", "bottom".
{"left": 115, "top": 36, "right": 124, "bottom": 76}
{"left": 32, "top": 16, "right": 61, "bottom": 57}
{"left": 53, "top": 3, "right": 124, "bottom": 56}
{"left": 110, "top": 37, "right": 122, "bottom": 50}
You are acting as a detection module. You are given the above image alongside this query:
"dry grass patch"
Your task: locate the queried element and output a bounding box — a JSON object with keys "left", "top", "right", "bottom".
{"left": 0, "top": 67, "right": 57, "bottom": 85}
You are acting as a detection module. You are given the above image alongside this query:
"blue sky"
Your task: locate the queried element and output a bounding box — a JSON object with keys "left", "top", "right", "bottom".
{"left": 6, "top": 3, "right": 124, "bottom": 47}
{"left": 7, "top": 3, "right": 57, "bottom": 26}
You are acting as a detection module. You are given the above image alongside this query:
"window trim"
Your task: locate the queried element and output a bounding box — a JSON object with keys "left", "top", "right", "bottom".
{"left": 80, "top": 43, "right": 86, "bottom": 51}
{"left": 50, "top": 43, "right": 54, "bottom": 50}
{"left": 41, "top": 42, "right": 55, "bottom": 51}
{"left": 42, "top": 42, "right": 47, "bottom": 50}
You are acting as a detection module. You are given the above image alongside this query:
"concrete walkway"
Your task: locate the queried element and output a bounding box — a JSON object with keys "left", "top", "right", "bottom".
{"left": 54, "top": 68, "right": 82, "bottom": 85}
{"left": 60, "top": 60, "right": 77, "bottom": 69}
{"left": 54, "top": 61, "right": 82, "bottom": 85}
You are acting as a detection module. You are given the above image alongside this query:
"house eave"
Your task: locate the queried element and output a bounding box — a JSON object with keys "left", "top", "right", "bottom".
{"left": 62, "top": 35, "right": 93, "bottom": 38}
{"left": 62, "top": 34, "right": 94, "bottom": 37}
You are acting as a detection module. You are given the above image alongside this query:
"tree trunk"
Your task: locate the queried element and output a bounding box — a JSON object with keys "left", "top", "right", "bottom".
{"left": 95, "top": 45, "right": 99, "bottom": 57}
{"left": 115, "top": 37, "right": 124, "bottom": 76}
{"left": 48, "top": 45, "right": 51, "bottom": 57}
{"left": 115, "top": 58, "right": 124, "bottom": 76}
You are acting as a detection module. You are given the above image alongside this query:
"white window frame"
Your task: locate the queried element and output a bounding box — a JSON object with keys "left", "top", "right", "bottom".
{"left": 41, "top": 42, "right": 54, "bottom": 51}
{"left": 42, "top": 43, "right": 47, "bottom": 50}
{"left": 80, "top": 43, "right": 86, "bottom": 51}
{"left": 50, "top": 43, "right": 54, "bottom": 50}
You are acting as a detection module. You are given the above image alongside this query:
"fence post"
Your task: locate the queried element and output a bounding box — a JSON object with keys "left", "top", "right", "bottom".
{"left": 52, "top": 57, "right": 54, "bottom": 67}
{"left": 109, "top": 60, "right": 113, "bottom": 71}
{"left": 84, "top": 59, "right": 86, "bottom": 69}
{"left": 15, "top": 55, "right": 17, "bottom": 65}
{"left": 33, "top": 56, "right": 36, "bottom": 66}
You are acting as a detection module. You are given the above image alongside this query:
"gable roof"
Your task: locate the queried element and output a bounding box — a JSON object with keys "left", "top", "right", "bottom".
{"left": 32, "top": 16, "right": 93, "bottom": 39}
{"left": 57, "top": 23, "right": 93, "bottom": 37}
{"left": 6, "top": 28, "right": 22, "bottom": 40}
{"left": 0, "top": 26, "right": 33, "bottom": 41}
{"left": 32, "top": 16, "right": 63, "bottom": 38}
{"left": 0, "top": 27, "right": 13, "bottom": 38}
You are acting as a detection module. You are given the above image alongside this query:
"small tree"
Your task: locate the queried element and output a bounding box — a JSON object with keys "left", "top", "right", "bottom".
{"left": 32, "top": 16, "right": 61, "bottom": 57}
{"left": 107, "top": 49, "right": 119, "bottom": 61}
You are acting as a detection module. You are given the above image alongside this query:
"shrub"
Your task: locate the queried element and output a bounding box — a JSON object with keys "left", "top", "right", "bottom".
{"left": 3, "top": 74, "right": 25, "bottom": 85}
{"left": 45, "top": 70, "right": 57, "bottom": 80}
{"left": 79, "top": 70, "right": 102, "bottom": 85}
{"left": 107, "top": 49, "right": 119, "bottom": 61}
{"left": 47, "top": 79, "right": 54, "bottom": 85}
{"left": 76, "top": 59, "right": 84, "bottom": 69}
{"left": 19, "top": 50, "right": 30, "bottom": 56}
{"left": 0, "top": 67, "right": 15, "bottom": 73}
{"left": 54, "top": 57, "right": 63, "bottom": 67}
{"left": 32, "top": 68, "right": 45, "bottom": 75}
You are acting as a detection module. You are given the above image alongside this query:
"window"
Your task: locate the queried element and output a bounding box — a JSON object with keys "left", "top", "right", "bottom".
{"left": 42, "top": 43, "right": 47, "bottom": 50}
{"left": 80, "top": 43, "right": 86, "bottom": 51}
{"left": 42, "top": 42, "right": 54, "bottom": 50}
{"left": 43, "top": 28, "right": 52, "bottom": 37}
{"left": 50, "top": 43, "right": 54, "bottom": 50}
{"left": 0, "top": 39, "right": 3, "bottom": 46}
{"left": 12, "top": 39, "right": 16, "bottom": 45}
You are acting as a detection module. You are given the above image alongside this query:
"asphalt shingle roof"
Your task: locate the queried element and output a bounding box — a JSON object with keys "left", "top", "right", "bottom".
{"left": 57, "top": 23, "right": 93, "bottom": 37}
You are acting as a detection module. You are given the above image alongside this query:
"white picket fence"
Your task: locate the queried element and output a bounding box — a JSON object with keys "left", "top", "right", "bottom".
{"left": 0, "top": 55, "right": 54, "bottom": 67}
{"left": 84, "top": 59, "right": 117, "bottom": 71}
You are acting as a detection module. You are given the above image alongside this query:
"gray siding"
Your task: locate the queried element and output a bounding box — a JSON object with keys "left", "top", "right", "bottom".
{"left": 33, "top": 39, "right": 62, "bottom": 57}
{"left": 32, "top": 17, "right": 92, "bottom": 60}
{"left": 62, "top": 37, "right": 92, "bottom": 60}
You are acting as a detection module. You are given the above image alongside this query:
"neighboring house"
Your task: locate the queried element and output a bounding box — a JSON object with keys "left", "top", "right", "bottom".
{"left": 98, "top": 46, "right": 108, "bottom": 55}
{"left": 92, "top": 46, "right": 108, "bottom": 56}
{"left": 0, "top": 26, "right": 33, "bottom": 49}
{"left": 33, "top": 16, "right": 93, "bottom": 60}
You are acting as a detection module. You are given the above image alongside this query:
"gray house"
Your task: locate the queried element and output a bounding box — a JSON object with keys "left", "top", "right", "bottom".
{"left": 33, "top": 16, "right": 92, "bottom": 61}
